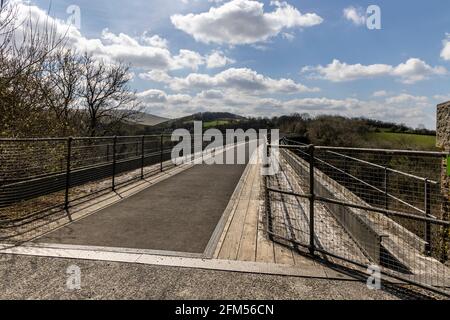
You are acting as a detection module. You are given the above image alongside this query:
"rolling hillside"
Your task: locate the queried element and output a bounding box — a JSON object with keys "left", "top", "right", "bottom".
{"left": 127, "top": 111, "right": 170, "bottom": 126}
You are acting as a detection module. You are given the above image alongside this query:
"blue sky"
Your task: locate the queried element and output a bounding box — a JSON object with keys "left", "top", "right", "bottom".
{"left": 14, "top": 0, "right": 450, "bottom": 128}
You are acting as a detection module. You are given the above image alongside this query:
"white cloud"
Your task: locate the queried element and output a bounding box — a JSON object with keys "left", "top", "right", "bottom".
{"left": 137, "top": 87, "right": 435, "bottom": 128}
{"left": 433, "top": 94, "right": 450, "bottom": 102}
{"left": 141, "top": 33, "right": 169, "bottom": 49}
{"left": 197, "top": 89, "right": 224, "bottom": 99}
{"left": 140, "top": 67, "right": 320, "bottom": 94}
{"left": 372, "top": 90, "right": 388, "bottom": 97}
{"left": 343, "top": 6, "right": 365, "bottom": 26}
{"left": 172, "top": 49, "right": 205, "bottom": 71}
{"left": 281, "top": 32, "right": 295, "bottom": 41}
{"left": 137, "top": 89, "right": 168, "bottom": 103}
{"left": 97, "top": 29, "right": 175, "bottom": 69}
{"left": 6, "top": 0, "right": 213, "bottom": 72}
{"left": 170, "top": 0, "right": 323, "bottom": 45}
{"left": 168, "top": 93, "right": 192, "bottom": 104}
{"left": 302, "top": 58, "right": 447, "bottom": 84}
{"left": 392, "top": 58, "right": 447, "bottom": 84}
{"left": 206, "top": 50, "right": 235, "bottom": 68}
{"left": 140, "top": 70, "right": 173, "bottom": 83}
{"left": 385, "top": 93, "right": 429, "bottom": 105}
{"left": 440, "top": 34, "right": 450, "bottom": 61}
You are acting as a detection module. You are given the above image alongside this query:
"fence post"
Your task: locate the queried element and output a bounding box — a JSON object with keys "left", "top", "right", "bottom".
{"left": 141, "top": 136, "right": 145, "bottom": 179}
{"left": 384, "top": 167, "right": 389, "bottom": 210}
{"left": 308, "top": 144, "right": 315, "bottom": 256}
{"left": 264, "top": 175, "right": 273, "bottom": 241}
{"left": 64, "top": 137, "right": 72, "bottom": 214}
{"left": 112, "top": 136, "right": 117, "bottom": 191}
{"left": 424, "top": 178, "right": 432, "bottom": 256}
{"left": 160, "top": 134, "right": 164, "bottom": 172}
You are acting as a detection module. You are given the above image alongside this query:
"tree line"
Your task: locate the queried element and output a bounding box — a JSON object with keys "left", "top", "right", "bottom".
{"left": 142, "top": 112, "right": 435, "bottom": 149}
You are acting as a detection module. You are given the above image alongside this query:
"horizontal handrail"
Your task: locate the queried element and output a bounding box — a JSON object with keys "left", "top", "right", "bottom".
{"left": 311, "top": 153, "right": 426, "bottom": 215}
{"left": 325, "top": 150, "right": 438, "bottom": 184}
{"left": 278, "top": 140, "right": 431, "bottom": 216}
{"left": 316, "top": 145, "right": 448, "bottom": 157}
{"left": 267, "top": 186, "right": 449, "bottom": 226}
{"left": 277, "top": 138, "right": 442, "bottom": 184}
{"left": 0, "top": 149, "right": 171, "bottom": 187}
{"left": 0, "top": 133, "right": 262, "bottom": 142}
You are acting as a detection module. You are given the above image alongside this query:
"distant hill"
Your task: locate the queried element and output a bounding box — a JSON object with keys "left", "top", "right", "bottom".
{"left": 164, "top": 112, "right": 245, "bottom": 124}
{"left": 126, "top": 111, "right": 170, "bottom": 126}
{"left": 148, "top": 112, "right": 246, "bottom": 131}
{"left": 191, "top": 112, "right": 246, "bottom": 121}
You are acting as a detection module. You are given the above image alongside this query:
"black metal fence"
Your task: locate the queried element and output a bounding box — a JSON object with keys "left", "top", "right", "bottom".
{"left": 0, "top": 133, "right": 254, "bottom": 240}
{"left": 0, "top": 135, "right": 186, "bottom": 231}
{"left": 265, "top": 137, "right": 450, "bottom": 297}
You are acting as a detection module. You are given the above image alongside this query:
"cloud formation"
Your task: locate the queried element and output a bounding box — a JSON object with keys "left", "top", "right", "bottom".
{"left": 136, "top": 87, "right": 435, "bottom": 128}
{"left": 302, "top": 58, "right": 447, "bottom": 84}
{"left": 171, "top": 0, "right": 323, "bottom": 45}
{"left": 343, "top": 6, "right": 365, "bottom": 26}
{"left": 6, "top": 0, "right": 234, "bottom": 72}
{"left": 206, "top": 50, "right": 236, "bottom": 68}
{"left": 140, "top": 67, "right": 320, "bottom": 94}
{"left": 441, "top": 34, "right": 450, "bottom": 61}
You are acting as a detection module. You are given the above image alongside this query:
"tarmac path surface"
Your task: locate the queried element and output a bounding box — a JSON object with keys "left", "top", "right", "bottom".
{"left": 36, "top": 145, "right": 250, "bottom": 253}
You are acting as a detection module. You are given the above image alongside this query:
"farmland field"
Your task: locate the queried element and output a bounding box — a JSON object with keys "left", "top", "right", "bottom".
{"left": 366, "top": 132, "right": 437, "bottom": 150}
{"left": 203, "top": 120, "right": 234, "bottom": 128}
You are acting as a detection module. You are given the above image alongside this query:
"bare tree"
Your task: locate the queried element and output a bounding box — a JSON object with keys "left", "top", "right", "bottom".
{"left": 1, "top": 4, "right": 139, "bottom": 138}
{"left": 79, "top": 53, "right": 140, "bottom": 136}
{"left": 39, "top": 49, "right": 82, "bottom": 135}
{"left": 0, "top": 3, "right": 67, "bottom": 137}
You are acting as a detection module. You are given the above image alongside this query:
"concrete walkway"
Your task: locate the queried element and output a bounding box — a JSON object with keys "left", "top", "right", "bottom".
{"left": 0, "top": 254, "right": 404, "bottom": 300}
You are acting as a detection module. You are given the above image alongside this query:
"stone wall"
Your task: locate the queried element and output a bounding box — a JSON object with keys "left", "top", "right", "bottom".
{"left": 436, "top": 101, "right": 449, "bottom": 196}
{"left": 437, "top": 101, "right": 450, "bottom": 151}
{"left": 436, "top": 101, "right": 449, "bottom": 261}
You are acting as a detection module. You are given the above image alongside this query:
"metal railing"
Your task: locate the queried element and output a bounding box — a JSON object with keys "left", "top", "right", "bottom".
{"left": 265, "top": 137, "right": 450, "bottom": 297}
{"left": 0, "top": 133, "right": 256, "bottom": 237}
{"left": 0, "top": 134, "right": 212, "bottom": 233}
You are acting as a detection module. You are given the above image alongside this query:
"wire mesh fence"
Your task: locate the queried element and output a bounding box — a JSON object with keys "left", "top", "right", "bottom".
{"left": 265, "top": 138, "right": 450, "bottom": 297}
{"left": 0, "top": 135, "right": 181, "bottom": 234}
{"left": 0, "top": 133, "right": 253, "bottom": 239}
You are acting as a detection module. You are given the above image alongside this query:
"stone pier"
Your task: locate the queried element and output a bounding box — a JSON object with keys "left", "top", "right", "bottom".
{"left": 437, "top": 101, "right": 450, "bottom": 262}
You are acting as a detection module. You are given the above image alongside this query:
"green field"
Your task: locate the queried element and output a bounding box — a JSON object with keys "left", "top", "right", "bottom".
{"left": 367, "top": 132, "right": 437, "bottom": 150}
{"left": 203, "top": 120, "right": 234, "bottom": 128}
